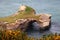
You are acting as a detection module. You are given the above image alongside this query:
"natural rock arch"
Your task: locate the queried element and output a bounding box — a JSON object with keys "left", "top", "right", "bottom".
{"left": 0, "top": 5, "right": 51, "bottom": 32}
{"left": 26, "top": 20, "right": 39, "bottom": 31}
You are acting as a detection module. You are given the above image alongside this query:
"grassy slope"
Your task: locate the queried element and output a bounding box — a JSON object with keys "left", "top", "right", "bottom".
{"left": 0, "top": 6, "right": 40, "bottom": 23}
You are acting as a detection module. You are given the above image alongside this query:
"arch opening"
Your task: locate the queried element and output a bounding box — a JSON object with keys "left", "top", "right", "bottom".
{"left": 26, "top": 20, "right": 39, "bottom": 31}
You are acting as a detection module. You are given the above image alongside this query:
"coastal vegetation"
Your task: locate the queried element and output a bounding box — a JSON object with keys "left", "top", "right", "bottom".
{"left": 0, "top": 30, "right": 60, "bottom": 40}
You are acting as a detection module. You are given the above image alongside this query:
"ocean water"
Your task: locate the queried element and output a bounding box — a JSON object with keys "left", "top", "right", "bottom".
{"left": 0, "top": 0, "right": 60, "bottom": 38}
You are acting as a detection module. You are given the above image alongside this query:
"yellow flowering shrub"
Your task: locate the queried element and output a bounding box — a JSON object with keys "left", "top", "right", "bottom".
{"left": 0, "top": 30, "right": 60, "bottom": 40}
{"left": 0, "top": 30, "right": 28, "bottom": 40}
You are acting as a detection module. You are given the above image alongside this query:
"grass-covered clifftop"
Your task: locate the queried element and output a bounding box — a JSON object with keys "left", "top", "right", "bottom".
{"left": 0, "top": 6, "right": 39, "bottom": 23}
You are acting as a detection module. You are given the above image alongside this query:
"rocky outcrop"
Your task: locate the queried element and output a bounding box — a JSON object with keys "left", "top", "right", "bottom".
{"left": 0, "top": 5, "right": 51, "bottom": 31}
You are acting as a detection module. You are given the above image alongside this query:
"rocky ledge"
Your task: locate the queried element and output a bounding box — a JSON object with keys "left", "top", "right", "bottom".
{"left": 0, "top": 5, "right": 51, "bottom": 31}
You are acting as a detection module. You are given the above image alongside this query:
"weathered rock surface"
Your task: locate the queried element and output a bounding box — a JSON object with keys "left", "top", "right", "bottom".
{"left": 0, "top": 5, "right": 51, "bottom": 31}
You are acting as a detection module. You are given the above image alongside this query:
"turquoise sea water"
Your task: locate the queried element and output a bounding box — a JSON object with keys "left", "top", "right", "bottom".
{"left": 0, "top": 0, "right": 60, "bottom": 38}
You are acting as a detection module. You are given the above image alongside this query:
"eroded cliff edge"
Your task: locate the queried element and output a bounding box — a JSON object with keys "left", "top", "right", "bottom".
{"left": 0, "top": 5, "right": 51, "bottom": 31}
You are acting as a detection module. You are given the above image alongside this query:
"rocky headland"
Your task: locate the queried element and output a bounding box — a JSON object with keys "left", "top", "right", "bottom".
{"left": 0, "top": 5, "right": 51, "bottom": 31}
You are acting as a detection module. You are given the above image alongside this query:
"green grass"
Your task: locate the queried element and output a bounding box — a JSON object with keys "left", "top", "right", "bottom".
{"left": 0, "top": 6, "right": 39, "bottom": 23}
